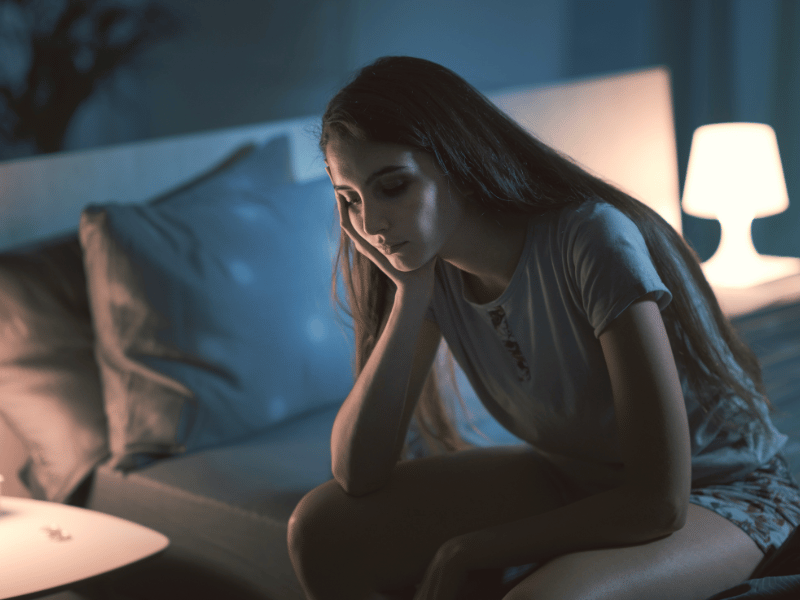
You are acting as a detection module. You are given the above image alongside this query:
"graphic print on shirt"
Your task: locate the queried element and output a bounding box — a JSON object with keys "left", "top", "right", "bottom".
{"left": 487, "top": 306, "right": 531, "bottom": 382}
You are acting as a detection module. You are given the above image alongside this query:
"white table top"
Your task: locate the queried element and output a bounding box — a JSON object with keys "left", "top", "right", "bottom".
{"left": 0, "top": 496, "right": 169, "bottom": 599}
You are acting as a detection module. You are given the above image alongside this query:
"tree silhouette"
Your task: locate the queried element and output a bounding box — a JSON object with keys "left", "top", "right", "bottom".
{"left": 0, "top": 0, "right": 178, "bottom": 156}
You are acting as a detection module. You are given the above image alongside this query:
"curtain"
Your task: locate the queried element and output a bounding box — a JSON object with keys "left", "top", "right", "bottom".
{"left": 567, "top": 0, "right": 800, "bottom": 263}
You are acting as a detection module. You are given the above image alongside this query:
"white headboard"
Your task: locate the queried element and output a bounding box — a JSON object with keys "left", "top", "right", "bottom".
{"left": 490, "top": 66, "right": 680, "bottom": 232}
{"left": 0, "top": 66, "right": 680, "bottom": 252}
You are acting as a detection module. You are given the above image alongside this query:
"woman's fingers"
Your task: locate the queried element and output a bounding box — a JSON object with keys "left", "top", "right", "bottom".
{"left": 335, "top": 195, "right": 349, "bottom": 229}
{"left": 337, "top": 197, "right": 392, "bottom": 270}
{"left": 337, "top": 197, "right": 365, "bottom": 248}
{"left": 337, "top": 198, "right": 369, "bottom": 252}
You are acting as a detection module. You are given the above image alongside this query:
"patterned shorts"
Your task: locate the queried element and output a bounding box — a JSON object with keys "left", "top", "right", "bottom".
{"left": 688, "top": 453, "right": 800, "bottom": 556}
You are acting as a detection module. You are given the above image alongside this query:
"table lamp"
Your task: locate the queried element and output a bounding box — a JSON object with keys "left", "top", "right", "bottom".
{"left": 681, "top": 122, "right": 800, "bottom": 289}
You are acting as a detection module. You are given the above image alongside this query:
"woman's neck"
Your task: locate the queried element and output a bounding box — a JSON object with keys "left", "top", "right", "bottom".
{"left": 441, "top": 207, "right": 531, "bottom": 303}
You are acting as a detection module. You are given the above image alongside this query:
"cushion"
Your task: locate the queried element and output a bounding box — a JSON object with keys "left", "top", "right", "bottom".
{"left": 80, "top": 135, "right": 354, "bottom": 469}
{"left": 0, "top": 235, "right": 109, "bottom": 502}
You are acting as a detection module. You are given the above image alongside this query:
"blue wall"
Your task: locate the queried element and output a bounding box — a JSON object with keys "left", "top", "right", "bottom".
{"left": 57, "top": 0, "right": 800, "bottom": 261}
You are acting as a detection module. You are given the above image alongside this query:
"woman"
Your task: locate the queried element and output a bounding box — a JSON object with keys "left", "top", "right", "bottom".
{"left": 287, "top": 56, "right": 800, "bottom": 600}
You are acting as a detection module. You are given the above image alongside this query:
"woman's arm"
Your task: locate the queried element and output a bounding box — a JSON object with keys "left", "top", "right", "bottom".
{"left": 331, "top": 285, "right": 443, "bottom": 497}
{"left": 328, "top": 183, "right": 444, "bottom": 497}
{"left": 598, "top": 295, "right": 691, "bottom": 523}
{"left": 446, "top": 297, "right": 691, "bottom": 570}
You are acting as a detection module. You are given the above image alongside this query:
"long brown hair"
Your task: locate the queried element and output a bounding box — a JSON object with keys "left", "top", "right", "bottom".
{"left": 319, "top": 56, "right": 775, "bottom": 460}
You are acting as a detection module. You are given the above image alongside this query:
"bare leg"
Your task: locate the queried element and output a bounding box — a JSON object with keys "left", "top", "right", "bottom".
{"left": 287, "top": 445, "right": 567, "bottom": 600}
{"left": 501, "top": 503, "right": 764, "bottom": 600}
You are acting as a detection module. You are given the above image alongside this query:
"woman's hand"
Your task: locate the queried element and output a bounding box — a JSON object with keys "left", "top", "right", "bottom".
{"left": 412, "top": 540, "right": 470, "bottom": 600}
{"left": 337, "top": 196, "right": 436, "bottom": 297}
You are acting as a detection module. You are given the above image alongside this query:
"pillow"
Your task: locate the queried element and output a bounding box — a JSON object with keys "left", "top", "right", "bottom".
{"left": 0, "top": 236, "right": 110, "bottom": 502}
{"left": 80, "top": 135, "right": 353, "bottom": 470}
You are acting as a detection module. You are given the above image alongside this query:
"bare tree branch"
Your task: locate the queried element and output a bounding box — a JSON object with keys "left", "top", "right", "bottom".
{"left": 0, "top": 0, "right": 179, "bottom": 156}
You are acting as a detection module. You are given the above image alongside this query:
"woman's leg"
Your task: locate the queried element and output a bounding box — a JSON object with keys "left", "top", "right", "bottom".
{"left": 287, "top": 445, "right": 567, "bottom": 600}
{"left": 501, "top": 503, "right": 764, "bottom": 600}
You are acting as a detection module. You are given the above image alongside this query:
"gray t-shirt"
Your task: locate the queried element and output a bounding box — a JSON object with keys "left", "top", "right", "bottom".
{"left": 426, "top": 198, "right": 787, "bottom": 496}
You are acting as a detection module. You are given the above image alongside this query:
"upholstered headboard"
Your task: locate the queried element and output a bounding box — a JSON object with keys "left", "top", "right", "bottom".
{"left": 0, "top": 66, "right": 680, "bottom": 252}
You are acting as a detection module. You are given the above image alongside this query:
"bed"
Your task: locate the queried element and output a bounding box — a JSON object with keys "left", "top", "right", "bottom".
{"left": 0, "top": 64, "right": 798, "bottom": 600}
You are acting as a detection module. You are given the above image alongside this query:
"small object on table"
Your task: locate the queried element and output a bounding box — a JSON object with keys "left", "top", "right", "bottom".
{"left": 0, "top": 496, "right": 169, "bottom": 599}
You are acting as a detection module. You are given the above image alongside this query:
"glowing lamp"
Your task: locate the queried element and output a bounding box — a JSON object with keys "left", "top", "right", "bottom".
{"left": 681, "top": 123, "right": 800, "bottom": 289}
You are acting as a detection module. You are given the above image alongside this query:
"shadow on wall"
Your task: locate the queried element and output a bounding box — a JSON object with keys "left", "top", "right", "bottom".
{"left": 0, "top": 0, "right": 178, "bottom": 160}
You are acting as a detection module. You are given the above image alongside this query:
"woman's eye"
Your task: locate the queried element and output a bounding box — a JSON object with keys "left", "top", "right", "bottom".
{"left": 338, "top": 194, "right": 360, "bottom": 207}
{"left": 381, "top": 181, "right": 408, "bottom": 197}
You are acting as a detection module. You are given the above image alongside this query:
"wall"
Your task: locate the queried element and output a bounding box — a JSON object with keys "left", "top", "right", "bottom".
{"left": 49, "top": 0, "right": 800, "bottom": 261}
{"left": 65, "top": 0, "right": 567, "bottom": 147}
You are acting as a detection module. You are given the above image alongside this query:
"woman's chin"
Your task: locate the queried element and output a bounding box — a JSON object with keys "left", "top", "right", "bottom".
{"left": 394, "top": 251, "right": 438, "bottom": 273}
{"left": 387, "top": 253, "right": 412, "bottom": 270}
{"left": 391, "top": 254, "right": 423, "bottom": 272}
{"left": 393, "top": 261, "right": 415, "bottom": 272}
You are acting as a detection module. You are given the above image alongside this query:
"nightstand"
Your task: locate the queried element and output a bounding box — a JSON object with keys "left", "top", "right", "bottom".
{"left": 0, "top": 496, "right": 168, "bottom": 599}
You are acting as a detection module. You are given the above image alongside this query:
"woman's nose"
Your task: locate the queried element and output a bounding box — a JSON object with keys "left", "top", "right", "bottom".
{"left": 361, "top": 201, "right": 388, "bottom": 236}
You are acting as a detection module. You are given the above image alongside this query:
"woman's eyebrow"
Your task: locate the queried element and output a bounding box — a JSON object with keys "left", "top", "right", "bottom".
{"left": 333, "top": 165, "right": 408, "bottom": 191}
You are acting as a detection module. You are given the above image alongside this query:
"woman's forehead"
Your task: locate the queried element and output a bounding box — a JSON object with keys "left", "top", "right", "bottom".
{"left": 325, "top": 139, "right": 420, "bottom": 178}
{"left": 327, "top": 138, "right": 412, "bottom": 161}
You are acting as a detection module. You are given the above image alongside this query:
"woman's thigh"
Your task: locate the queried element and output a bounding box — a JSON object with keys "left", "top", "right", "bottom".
{"left": 502, "top": 503, "right": 765, "bottom": 600}
{"left": 288, "top": 444, "right": 568, "bottom": 593}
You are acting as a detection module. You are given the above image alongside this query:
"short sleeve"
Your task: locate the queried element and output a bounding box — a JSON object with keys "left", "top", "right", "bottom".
{"left": 564, "top": 201, "right": 672, "bottom": 338}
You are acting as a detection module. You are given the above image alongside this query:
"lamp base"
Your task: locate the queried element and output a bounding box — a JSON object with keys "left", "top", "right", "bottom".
{"left": 701, "top": 253, "right": 800, "bottom": 289}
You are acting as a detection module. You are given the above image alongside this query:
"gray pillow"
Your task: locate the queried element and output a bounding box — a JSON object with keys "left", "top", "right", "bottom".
{"left": 80, "top": 135, "right": 354, "bottom": 470}
{"left": 0, "top": 236, "right": 109, "bottom": 502}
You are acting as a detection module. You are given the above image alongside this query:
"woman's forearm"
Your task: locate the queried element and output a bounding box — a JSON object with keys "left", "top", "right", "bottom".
{"left": 330, "top": 286, "right": 433, "bottom": 496}
{"left": 453, "top": 482, "right": 686, "bottom": 573}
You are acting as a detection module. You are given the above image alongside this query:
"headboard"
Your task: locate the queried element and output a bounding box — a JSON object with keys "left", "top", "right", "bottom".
{"left": 0, "top": 66, "right": 680, "bottom": 252}
{"left": 0, "top": 66, "right": 682, "bottom": 500}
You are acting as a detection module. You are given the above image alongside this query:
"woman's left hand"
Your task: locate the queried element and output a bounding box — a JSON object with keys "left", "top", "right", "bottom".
{"left": 413, "top": 539, "right": 470, "bottom": 600}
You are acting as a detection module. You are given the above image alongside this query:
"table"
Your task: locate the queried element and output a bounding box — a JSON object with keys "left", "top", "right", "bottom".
{"left": 0, "top": 496, "right": 169, "bottom": 599}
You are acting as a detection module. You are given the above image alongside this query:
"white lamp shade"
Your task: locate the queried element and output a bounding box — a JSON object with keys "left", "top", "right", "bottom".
{"left": 682, "top": 123, "right": 789, "bottom": 219}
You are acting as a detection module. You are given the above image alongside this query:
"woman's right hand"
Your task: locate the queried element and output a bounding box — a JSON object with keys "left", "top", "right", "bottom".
{"left": 336, "top": 196, "right": 437, "bottom": 297}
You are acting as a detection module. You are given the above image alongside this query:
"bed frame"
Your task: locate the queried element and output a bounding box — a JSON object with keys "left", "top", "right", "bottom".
{"left": 0, "top": 66, "right": 681, "bottom": 253}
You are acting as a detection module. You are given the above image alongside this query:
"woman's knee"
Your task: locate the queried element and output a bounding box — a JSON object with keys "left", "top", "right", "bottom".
{"left": 288, "top": 479, "right": 375, "bottom": 598}
{"left": 288, "top": 478, "right": 350, "bottom": 558}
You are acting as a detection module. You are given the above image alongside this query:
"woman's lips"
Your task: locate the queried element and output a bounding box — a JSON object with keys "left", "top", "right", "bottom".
{"left": 383, "top": 242, "right": 407, "bottom": 255}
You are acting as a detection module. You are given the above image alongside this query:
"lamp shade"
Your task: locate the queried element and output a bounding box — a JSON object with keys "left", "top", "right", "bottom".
{"left": 682, "top": 123, "right": 788, "bottom": 219}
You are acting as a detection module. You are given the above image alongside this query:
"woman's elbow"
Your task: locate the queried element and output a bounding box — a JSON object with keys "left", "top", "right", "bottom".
{"left": 651, "top": 490, "right": 689, "bottom": 534}
{"left": 632, "top": 485, "right": 690, "bottom": 536}
{"left": 666, "top": 498, "right": 689, "bottom": 532}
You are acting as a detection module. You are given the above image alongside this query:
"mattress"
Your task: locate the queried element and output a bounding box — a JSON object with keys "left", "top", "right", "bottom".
{"left": 83, "top": 404, "right": 339, "bottom": 600}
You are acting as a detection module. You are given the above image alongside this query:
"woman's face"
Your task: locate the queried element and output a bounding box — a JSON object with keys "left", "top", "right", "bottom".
{"left": 325, "top": 138, "right": 470, "bottom": 271}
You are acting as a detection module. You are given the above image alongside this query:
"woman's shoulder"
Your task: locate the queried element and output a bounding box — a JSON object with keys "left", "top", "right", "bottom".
{"left": 550, "top": 196, "right": 639, "bottom": 242}
{"left": 559, "top": 196, "right": 626, "bottom": 219}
